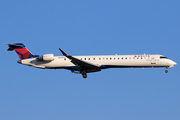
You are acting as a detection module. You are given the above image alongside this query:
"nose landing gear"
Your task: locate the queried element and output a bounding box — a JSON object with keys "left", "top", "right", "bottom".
{"left": 165, "top": 67, "right": 168, "bottom": 73}
{"left": 82, "top": 74, "right": 87, "bottom": 78}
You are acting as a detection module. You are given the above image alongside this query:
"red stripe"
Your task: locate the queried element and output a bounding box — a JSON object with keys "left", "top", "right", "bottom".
{"left": 23, "top": 51, "right": 30, "bottom": 59}
{"left": 14, "top": 48, "right": 31, "bottom": 59}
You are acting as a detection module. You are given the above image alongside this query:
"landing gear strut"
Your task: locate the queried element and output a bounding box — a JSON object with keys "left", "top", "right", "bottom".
{"left": 165, "top": 67, "right": 168, "bottom": 73}
{"left": 81, "top": 70, "right": 87, "bottom": 78}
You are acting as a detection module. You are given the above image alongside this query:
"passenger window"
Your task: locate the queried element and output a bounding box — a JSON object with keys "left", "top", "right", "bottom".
{"left": 99, "top": 58, "right": 101, "bottom": 60}
{"left": 114, "top": 58, "right": 115, "bottom": 60}
{"left": 64, "top": 58, "right": 66, "bottom": 60}
{"left": 121, "top": 58, "right": 123, "bottom": 60}
{"left": 84, "top": 58, "right": 86, "bottom": 60}
{"left": 106, "top": 58, "right": 108, "bottom": 60}
{"left": 93, "top": 58, "right": 95, "bottom": 60}
{"left": 88, "top": 58, "right": 90, "bottom": 60}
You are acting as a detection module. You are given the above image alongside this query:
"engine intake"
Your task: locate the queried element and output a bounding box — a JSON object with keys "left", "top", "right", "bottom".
{"left": 37, "top": 54, "right": 54, "bottom": 61}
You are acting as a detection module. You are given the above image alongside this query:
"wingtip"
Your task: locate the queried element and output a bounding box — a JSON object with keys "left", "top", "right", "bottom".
{"left": 59, "top": 48, "right": 68, "bottom": 56}
{"left": 59, "top": 48, "right": 63, "bottom": 53}
{"left": 59, "top": 48, "right": 62, "bottom": 51}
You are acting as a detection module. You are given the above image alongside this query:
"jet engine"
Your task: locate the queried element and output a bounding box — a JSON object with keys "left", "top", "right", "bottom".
{"left": 37, "top": 54, "right": 54, "bottom": 61}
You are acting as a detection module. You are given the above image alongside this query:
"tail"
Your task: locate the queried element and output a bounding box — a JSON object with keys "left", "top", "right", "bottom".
{"left": 5, "top": 43, "right": 39, "bottom": 60}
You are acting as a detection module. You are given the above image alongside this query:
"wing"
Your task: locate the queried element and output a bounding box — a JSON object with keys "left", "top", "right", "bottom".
{"left": 59, "top": 48, "right": 100, "bottom": 72}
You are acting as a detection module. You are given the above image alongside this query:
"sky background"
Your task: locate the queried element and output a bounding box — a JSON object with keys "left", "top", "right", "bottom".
{"left": 0, "top": 0, "right": 180, "bottom": 120}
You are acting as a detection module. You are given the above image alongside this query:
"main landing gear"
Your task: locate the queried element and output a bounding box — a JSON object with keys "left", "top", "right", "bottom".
{"left": 81, "top": 70, "right": 87, "bottom": 78}
{"left": 165, "top": 67, "right": 168, "bottom": 73}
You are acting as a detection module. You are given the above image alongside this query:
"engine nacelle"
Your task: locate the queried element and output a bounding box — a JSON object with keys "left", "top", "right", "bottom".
{"left": 37, "top": 54, "right": 54, "bottom": 61}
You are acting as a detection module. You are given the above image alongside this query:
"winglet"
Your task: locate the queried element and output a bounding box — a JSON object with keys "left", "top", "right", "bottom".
{"left": 59, "top": 48, "right": 68, "bottom": 56}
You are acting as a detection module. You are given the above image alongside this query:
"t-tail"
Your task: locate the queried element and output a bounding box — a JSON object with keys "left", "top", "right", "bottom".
{"left": 5, "top": 43, "right": 39, "bottom": 60}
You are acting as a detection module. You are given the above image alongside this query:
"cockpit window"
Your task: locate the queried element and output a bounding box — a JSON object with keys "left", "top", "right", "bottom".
{"left": 160, "top": 56, "right": 168, "bottom": 59}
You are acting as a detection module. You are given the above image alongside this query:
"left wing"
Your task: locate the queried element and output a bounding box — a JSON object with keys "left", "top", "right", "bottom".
{"left": 59, "top": 48, "right": 100, "bottom": 71}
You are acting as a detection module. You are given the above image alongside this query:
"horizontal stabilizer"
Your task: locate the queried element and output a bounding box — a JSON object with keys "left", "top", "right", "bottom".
{"left": 4, "top": 43, "right": 25, "bottom": 51}
{"left": 4, "top": 43, "right": 24, "bottom": 47}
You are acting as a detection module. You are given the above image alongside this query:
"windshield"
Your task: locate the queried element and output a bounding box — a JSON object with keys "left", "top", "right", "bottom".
{"left": 160, "top": 56, "right": 168, "bottom": 59}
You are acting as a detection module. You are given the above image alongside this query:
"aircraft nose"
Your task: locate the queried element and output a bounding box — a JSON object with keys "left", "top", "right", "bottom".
{"left": 173, "top": 61, "right": 177, "bottom": 65}
{"left": 169, "top": 60, "right": 177, "bottom": 65}
{"left": 168, "top": 60, "right": 177, "bottom": 68}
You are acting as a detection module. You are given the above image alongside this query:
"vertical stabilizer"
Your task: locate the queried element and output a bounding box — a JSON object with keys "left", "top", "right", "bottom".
{"left": 5, "top": 43, "right": 39, "bottom": 60}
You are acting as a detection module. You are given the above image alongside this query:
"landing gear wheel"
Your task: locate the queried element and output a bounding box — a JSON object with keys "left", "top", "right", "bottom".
{"left": 82, "top": 74, "right": 87, "bottom": 78}
{"left": 165, "top": 70, "right": 168, "bottom": 73}
{"left": 81, "top": 70, "right": 87, "bottom": 78}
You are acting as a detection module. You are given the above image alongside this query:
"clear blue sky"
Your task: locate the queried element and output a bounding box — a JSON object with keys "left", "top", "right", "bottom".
{"left": 1, "top": 0, "right": 180, "bottom": 120}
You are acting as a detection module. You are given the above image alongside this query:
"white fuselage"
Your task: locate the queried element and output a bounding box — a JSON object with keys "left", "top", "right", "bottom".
{"left": 19, "top": 54, "right": 177, "bottom": 70}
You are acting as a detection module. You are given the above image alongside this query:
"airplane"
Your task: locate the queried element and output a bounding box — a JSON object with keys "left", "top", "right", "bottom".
{"left": 5, "top": 43, "right": 177, "bottom": 78}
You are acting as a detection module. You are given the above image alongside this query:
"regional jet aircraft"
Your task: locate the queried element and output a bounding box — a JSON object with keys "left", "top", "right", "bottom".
{"left": 5, "top": 43, "right": 177, "bottom": 78}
